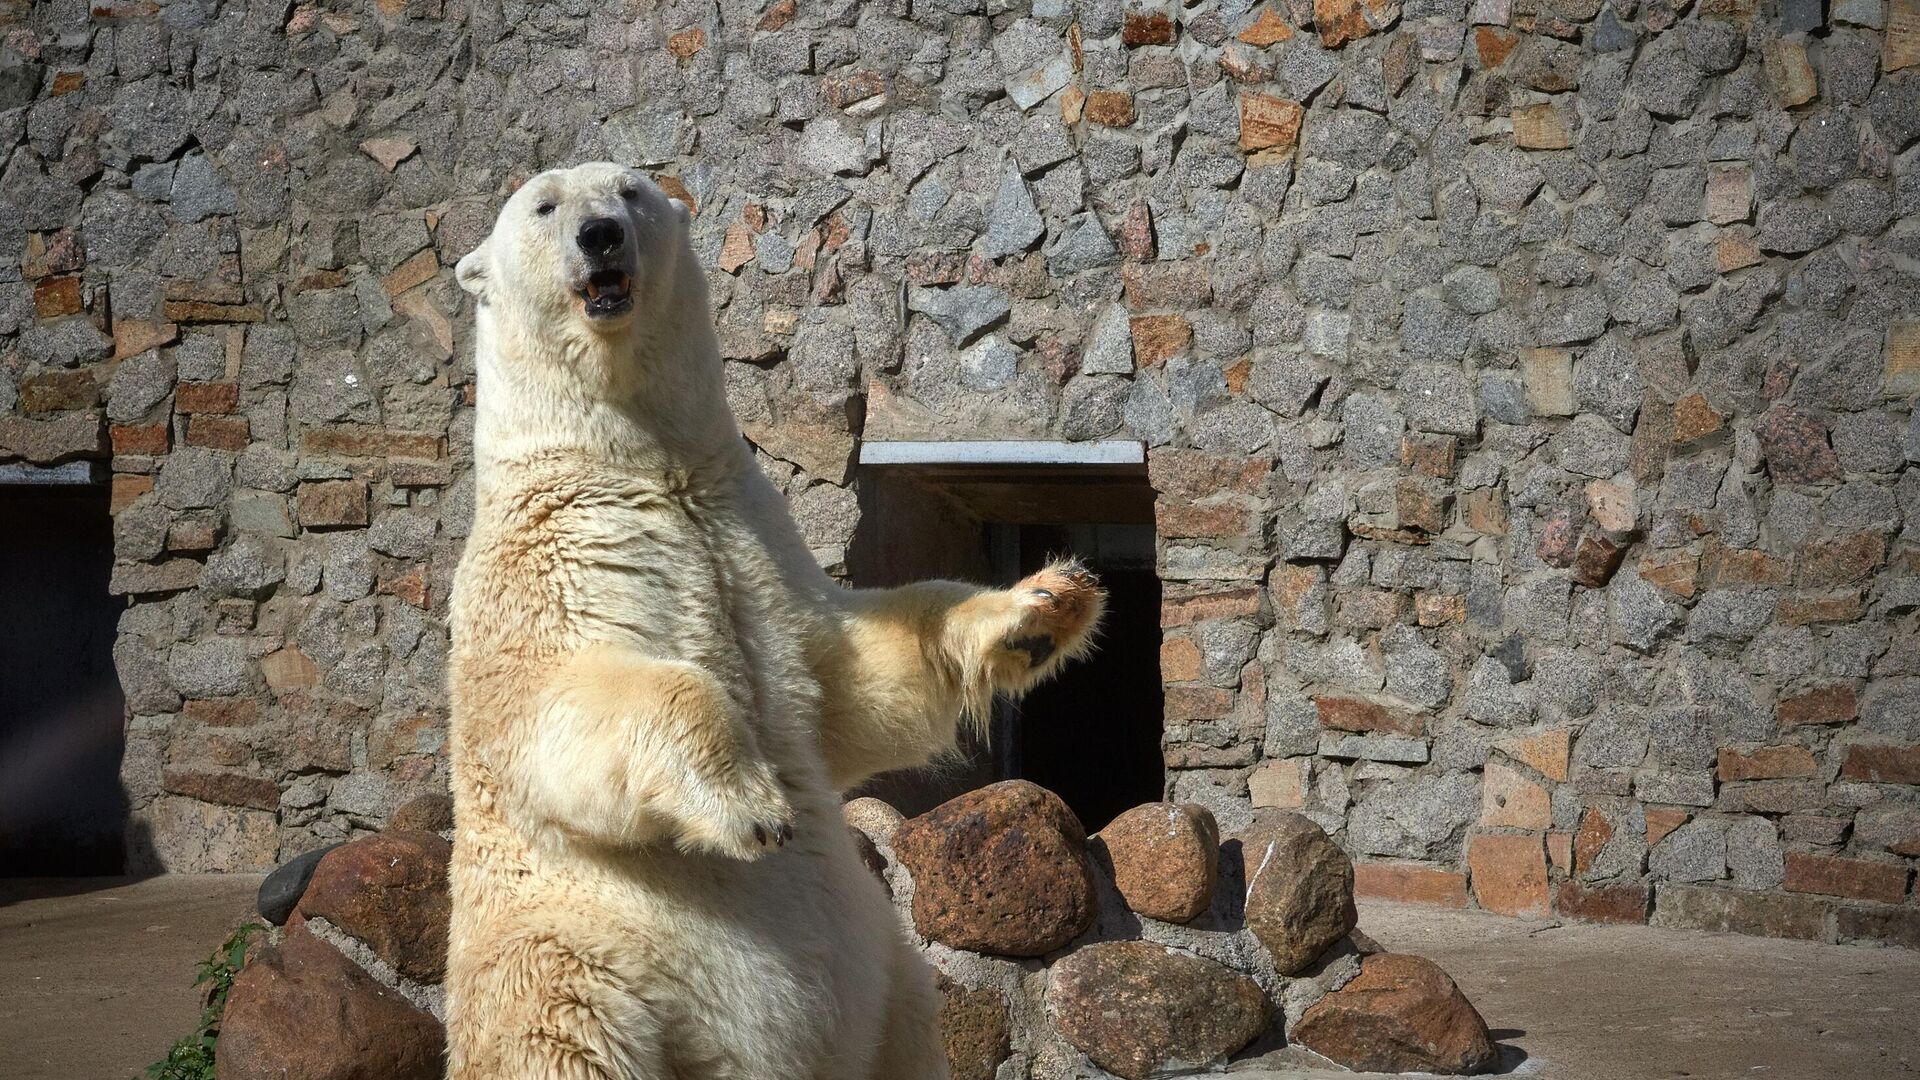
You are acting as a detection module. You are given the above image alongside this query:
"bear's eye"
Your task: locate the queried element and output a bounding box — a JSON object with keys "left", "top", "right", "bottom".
{"left": 536, "top": 202, "right": 556, "bottom": 217}
{"left": 619, "top": 187, "right": 638, "bottom": 201}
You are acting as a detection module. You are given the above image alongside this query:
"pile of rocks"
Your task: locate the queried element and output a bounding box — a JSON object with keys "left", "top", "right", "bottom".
{"left": 216, "top": 782, "right": 1499, "bottom": 1078}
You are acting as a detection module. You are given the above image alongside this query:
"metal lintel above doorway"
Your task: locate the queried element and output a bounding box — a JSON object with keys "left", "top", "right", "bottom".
{"left": 857, "top": 440, "right": 1152, "bottom": 526}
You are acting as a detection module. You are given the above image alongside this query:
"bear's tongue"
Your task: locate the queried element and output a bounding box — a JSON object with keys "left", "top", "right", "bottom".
{"left": 583, "top": 270, "right": 629, "bottom": 300}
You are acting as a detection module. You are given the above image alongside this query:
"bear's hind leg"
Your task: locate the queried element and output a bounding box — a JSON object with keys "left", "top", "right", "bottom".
{"left": 860, "top": 944, "right": 951, "bottom": 1080}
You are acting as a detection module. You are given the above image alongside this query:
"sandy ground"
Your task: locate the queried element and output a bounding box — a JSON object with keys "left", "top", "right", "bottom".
{"left": 1235, "top": 899, "right": 1920, "bottom": 1080}
{"left": 2, "top": 878, "right": 1916, "bottom": 1080}
{"left": 0, "top": 874, "right": 263, "bottom": 1080}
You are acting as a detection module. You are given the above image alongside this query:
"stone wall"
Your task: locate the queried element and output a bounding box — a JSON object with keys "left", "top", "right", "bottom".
{"left": 1, "top": 0, "right": 1917, "bottom": 942}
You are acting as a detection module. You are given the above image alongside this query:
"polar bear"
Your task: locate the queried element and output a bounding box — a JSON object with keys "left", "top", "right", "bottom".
{"left": 443, "top": 162, "right": 1104, "bottom": 1080}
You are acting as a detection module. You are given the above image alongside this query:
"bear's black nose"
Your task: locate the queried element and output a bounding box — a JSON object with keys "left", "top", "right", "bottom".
{"left": 578, "top": 217, "right": 625, "bottom": 257}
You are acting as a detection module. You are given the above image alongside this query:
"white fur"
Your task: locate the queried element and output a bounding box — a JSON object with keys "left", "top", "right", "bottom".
{"left": 444, "top": 164, "right": 1102, "bottom": 1080}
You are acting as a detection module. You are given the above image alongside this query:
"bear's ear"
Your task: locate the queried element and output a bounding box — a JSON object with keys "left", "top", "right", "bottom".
{"left": 455, "top": 241, "right": 491, "bottom": 299}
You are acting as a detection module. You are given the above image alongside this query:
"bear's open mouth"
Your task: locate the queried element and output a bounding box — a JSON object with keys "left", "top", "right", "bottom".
{"left": 578, "top": 269, "right": 633, "bottom": 318}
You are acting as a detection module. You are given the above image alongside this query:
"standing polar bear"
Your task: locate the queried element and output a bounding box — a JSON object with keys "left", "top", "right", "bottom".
{"left": 444, "top": 162, "right": 1104, "bottom": 1080}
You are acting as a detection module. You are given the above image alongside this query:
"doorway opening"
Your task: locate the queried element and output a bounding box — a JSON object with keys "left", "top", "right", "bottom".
{"left": 0, "top": 467, "right": 128, "bottom": 876}
{"left": 846, "top": 441, "right": 1163, "bottom": 832}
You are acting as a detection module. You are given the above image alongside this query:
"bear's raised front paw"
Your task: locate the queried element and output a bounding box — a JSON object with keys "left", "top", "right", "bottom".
{"left": 684, "top": 760, "right": 797, "bottom": 861}
{"left": 995, "top": 561, "right": 1104, "bottom": 679}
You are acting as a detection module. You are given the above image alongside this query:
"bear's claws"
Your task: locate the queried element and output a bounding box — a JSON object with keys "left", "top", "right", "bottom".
{"left": 751, "top": 822, "right": 795, "bottom": 847}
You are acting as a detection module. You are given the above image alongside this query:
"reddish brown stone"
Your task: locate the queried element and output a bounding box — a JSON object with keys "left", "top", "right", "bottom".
{"left": 1670, "top": 393, "right": 1726, "bottom": 449}
{"left": 1639, "top": 550, "right": 1699, "bottom": 599}
{"left": 1776, "top": 592, "right": 1865, "bottom": 625}
{"left": 112, "top": 319, "right": 179, "bottom": 360}
{"left": 1468, "top": 832, "right": 1548, "bottom": 917}
{"left": 1754, "top": 405, "right": 1842, "bottom": 486}
{"left": 19, "top": 370, "right": 99, "bottom": 413}
{"left": 1048, "top": 940, "right": 1267, "bottom": 1080}
{"left": 163, "top": 300, "right": 263, "bottom": 322}
{"left": 168, "top": 519, "right": 218, "bottom": 552}
{"left": 1415, "top": 591, "right": 1467, "bottom": 626}
{"left": 297, "top": 831, "right": 452, "bottom": 982}
{"left": 1494, "top": 729, "right": 1570, "bottom": 782}
{"left": 1475, "top": 25, "right": 1521, "bottom": 66}
{"left": 1242, "top": 813, "right": 1357, "bottom": 974}
{"left": 1155, "top": 498, "right": 1255, "bottom": 538}
{"left": 1121, "top": 261, "right": 1212, "bottom": 308}
{"left": 1316, "top": 695, "right": 1422, "bottom": 736}
{"left": 1093, "top": 802, "right": 1220, "bottom": 923}
{"left": 756, "top": 0, "right": 795, "bottom": 29}
{"left": 1480, "top": 762, "right": 1552, "bottom": 830}
{"left": 216, "top": 926, "right": 443, "bottom": 1080}
{"left": 1709, "top": 545, "right": 1792, "bottom": 587}
{"left": 1128, "top": 313, "right": 1191, "bottom": 366}
{"left": 1292, "top": 953, "right": 1499, "bottom": 1075}
{"left": 110, "top": 475, "right": 155, "bottom": 514}
{"left": 938, "top": 976, "right": 1011, "bottom": 1080}
{"left": 665, "top": 26, "right": 705, "bottom": 58}
{"left": 1085, "top": 90, "right": 1137, "bottom": 126}
{"left": 377, "top": 565, "right": 431, "bottom": 608}
{"left": 186, "top": 415, "right": 250, "bottom": 451}
{"left": 1554, "top": 880, "right": 1651, "bottom": 925}
{"left": 1122, "top": 10, "right": 1176, "bottom": 45}
{"left": 185, "top": 697, "right": 260, "bottom": 727}
{"left": 162, "top": 768, "right": 279, "bottom": 811}
{"left": 1570, "top": 534, "right": 1627, "bottom": 588}
{"left": 891, "top": 780, "right": 1096, "bottom": 956}
{"left": 1644, "top": 808, "right": 1690, "bottom": 847}
{"left": 1536, "top": 509, "right": 1578, "bottom": 566}
{"left": 1841, "top": 744, "right": 1920, "bottom": 784}
{"left": 1401, "top": 433, "right": 1457, "bottom": 478}
{"left": 1314, "top": 0, "right": 1395, "bottom": 46}
{"left": 1353, "top": 862, "right": 1469, "bottom": 908}
{"left": 1717, "top": 745, "right": 1817, "bottom": 781}
{"left": 111, "top": 422, "right": 170, "bottom": 455}
{"left": 1462, "top": 487, "right": 1508, "bottom": 536}
{"left": 1159, "top": 636, "right": 1203, "bottom": 682}
{"left": 261, "top": 647, "right": 321, "bottom": 691}
{"left": 381, "top": 248, "right": 438, "bottom": 298}
{"left": 1573, "top": 808, "right": 1614, "bottom": 874}
{"left": 175, "top": 381, "right": 239, "bottom": 415}
{"left": 1160, "top": 587, "right": 1262, "bottom": 627}
{"left": 1237, "top": 91, "right": 1304, "bottom": 152}
{"left": 1783, "top": 851, "right": 1910, "bottom": 904}
{"left": 1164, "top": 685, "right": 1234, "bottom": 721}
{"left": 22, "top": 229, "right": 84, "bottom": 280}
{"left": 33, "top": 275, "right": 84, "bottom": 318}
{"left": 821, "top": 70, "right": 885, "bottom": 109}
{"left": 297, "top": 480, "right": 369, "bottom": 528}
{"left": 1117, "top": 200, "right": 1156, "bottom": 262}
{"left": 1798, "top": 531, "right": 1888, "bottom": 588}
{"left": 388, "top": 792, "right": 454, "bottom": 833}
{"left": 1148, "top": 449, "right": 1270, "bottom": 497}
{"left": 1237, "top": 6, "right": 1295, "bottom": 44}
{"left": 1396, "top": 480, "right": 1451, "bottom": 534}
{"left": 1511, "top": 101, "right": 1573, "bottom": 149}
{"left": 1249, "top": 757, "right": 1311, "bottom": 809}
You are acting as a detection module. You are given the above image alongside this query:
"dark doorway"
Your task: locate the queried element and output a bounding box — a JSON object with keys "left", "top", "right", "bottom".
{"left": 846, "top": 443, "right": 1163, "bottom": 832}
{"left": 993, "top": 524, "right": 1162, "bottom": 833}
{"left": 0, "top": 480, "right": 128, "bottom": 875}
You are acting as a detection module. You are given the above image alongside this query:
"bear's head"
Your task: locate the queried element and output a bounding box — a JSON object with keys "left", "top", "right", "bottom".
{"left": 455, "top": 162, "right": 692, "bottom": 333}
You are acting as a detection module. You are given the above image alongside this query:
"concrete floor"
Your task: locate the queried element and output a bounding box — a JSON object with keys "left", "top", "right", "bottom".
{"left": 1, "top": 879, "right": 1916, "bottom": 1080}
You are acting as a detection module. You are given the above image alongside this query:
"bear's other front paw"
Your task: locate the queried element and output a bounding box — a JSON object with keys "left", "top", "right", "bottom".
{"left": 681, "top": 760, "right": 797, "bottom": 861}
{"left": 994, "top": 560, "right": 1104, "bottom": 683}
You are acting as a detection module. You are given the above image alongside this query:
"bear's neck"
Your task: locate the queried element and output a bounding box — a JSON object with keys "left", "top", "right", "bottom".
{"left": 470, "top": 305, "right": 744, "bottom": 480}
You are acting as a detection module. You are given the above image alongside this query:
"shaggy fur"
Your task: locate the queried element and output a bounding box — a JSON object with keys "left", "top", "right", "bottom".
{"left": 444, "top": 163, "right": 1103, "bottom": 1080}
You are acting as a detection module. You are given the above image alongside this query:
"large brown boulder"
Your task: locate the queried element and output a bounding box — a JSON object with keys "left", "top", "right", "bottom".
{"left": 216, "top": 927, "right": 444, "bottom": 1080}
{"left": 1291, "top": 953, "right": 1499, "bottom": 1075}
{"left": 1092, "top": 802, "right": 1220, "bottom": 923}
{"left": 295, "top": 830, "right": 451, "bottom": 982}
{"left": 937, "top": 975, "right": 1012, "bottom": 1080}
{"left": 892, "top": 780, "right": 1097, "bottom": 955}
{"left": 1242, "top": 813, "right": 1357, "bottom": 974}
{"left": 1048, "top": 940, "right": 1269, "bottom": 1080}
